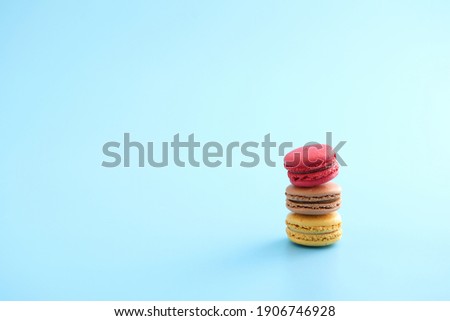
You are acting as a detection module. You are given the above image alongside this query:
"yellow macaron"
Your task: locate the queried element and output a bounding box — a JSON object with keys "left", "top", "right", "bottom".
{"left": 285, "top": 212, "right": 342, "bottom": 246}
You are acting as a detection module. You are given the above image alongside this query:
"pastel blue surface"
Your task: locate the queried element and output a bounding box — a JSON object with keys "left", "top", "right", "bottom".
{"left": 1, "top": 1, "right": 450, "bottom": 300}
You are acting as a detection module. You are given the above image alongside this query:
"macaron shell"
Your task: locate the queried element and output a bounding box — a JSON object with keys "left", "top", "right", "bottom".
{"left": 284, "top": 144, "right": 335, "bottom": 171}
{"left": 286, "top": 212, "right": 342, "bottom": 233}
{"left": 286, "top": 228, "right": 342, "bottom": 246}
{"left": 286, "top": 212, "right": 342, "bottom": 227}
{"left": 285, "top": 182, "right": 342, "bottom": 199}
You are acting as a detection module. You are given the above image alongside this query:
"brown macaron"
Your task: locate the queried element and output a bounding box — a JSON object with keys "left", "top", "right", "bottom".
{"left": 285, "top": 182, "right": 341, "bottom": 215}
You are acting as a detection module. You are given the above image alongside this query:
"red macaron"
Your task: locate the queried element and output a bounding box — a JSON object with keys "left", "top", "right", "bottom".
{"left": 284, "top": 144, "right": 339, "bottom": 187}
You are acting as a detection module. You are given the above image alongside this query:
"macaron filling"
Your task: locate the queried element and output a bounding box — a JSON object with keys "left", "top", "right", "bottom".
{"left": 286, "top": 199, "right": 341, "bottom": 211}
{"left": 287, "top": 161, "right": 335, "bottom": 174}
{"left": 286, "top": 223, "right": 341, "bottom": 234}
{"left": 288, "top": 161, "right": 339, "bottom": 182}
{"left": 286, "top": 228, "right": 342, "bottom": 243}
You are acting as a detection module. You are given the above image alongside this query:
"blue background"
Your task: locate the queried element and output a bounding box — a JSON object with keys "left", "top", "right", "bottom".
{"left": 1, "top": 1, "right": 450, "bottom": 300}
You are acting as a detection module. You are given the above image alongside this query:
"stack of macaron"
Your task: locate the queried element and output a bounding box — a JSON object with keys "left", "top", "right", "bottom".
{"left": 283, "top": 144, "right": 342, "bottom": 247}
